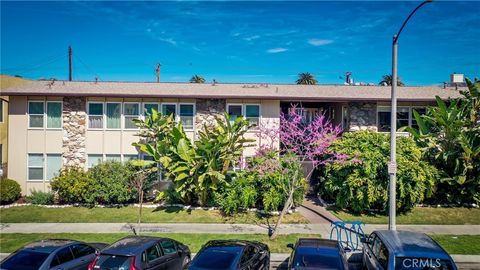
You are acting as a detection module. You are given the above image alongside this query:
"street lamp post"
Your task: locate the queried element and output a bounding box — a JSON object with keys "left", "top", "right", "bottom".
{"left": 389, "top": 0, "right": 432, "bottom": 231}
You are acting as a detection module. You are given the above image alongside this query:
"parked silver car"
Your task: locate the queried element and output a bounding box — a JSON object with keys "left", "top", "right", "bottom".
{"left": 0, "top": 239, "right": 107, "bottom": 270}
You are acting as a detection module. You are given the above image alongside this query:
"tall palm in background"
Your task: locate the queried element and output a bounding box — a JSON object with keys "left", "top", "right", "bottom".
{"left": 379, "top": 74, "right": 405, "bottom": 86}
{"left": 296, "top": 73, "right": 317, "bottom": 85}
{"left": 190, "top": 75, "right": 206, "bottom": 83}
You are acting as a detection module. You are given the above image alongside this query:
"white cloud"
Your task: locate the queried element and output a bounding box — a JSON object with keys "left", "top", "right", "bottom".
{"left": 308, "top": 39, "right": 334, "bottom": 46}
{"left": 267, "top": 48, "right": 288, "bottom": 53}
{"left": 243, "top": 35, "right": 260, "bottom": 41}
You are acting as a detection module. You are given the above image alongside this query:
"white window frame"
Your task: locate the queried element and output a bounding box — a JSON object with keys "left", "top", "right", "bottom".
{"left": 376, "top": 106, "right": 412, "bottom": 133}
{"left": 161, "top": 103, "right": 177, "bottom": 117}
{"left": 27, "top": 153, "right": 44, "bottom": 181}
{"left": 28, "top": 100, "right": 45, "bottom": 129}
{"left": 46, "top": 101, "right": 63, "bottom": 129}
{"left": 87, "top": 102, "right": 104, "bottom": 130}
{"left": 244, "top": 103, "right": 261, "bottom": 129}
{"left": 123, "top": 102, "right": 141, "bottom": 130}
{"left": 178, "top": 103, "right": 196, "bottom": 131}
{"left": 142, "top": 102, "right": 160, "bottom": 118}
{"left": 86, "top": 154, "right": 104, "bottom": 169}
{"left": 45, "top": 153, "right": 63, "bottom": 181}
{"left": 227, "top": 103, "right": 244, "bottom": 123}
{"left": 105, "top": 102, "right": 122, "bottom": 130}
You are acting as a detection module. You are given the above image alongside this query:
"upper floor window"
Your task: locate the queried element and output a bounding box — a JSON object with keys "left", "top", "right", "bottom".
{"left": 377, "top": 106, "right": 425, "bottom": 132}
{"left": 28, "top": 101, "right": 44, "bottom": 128}
{"left": 106, "top": 103, "right": 121, "bottom": 129}
{"left": 0, "top": 100, "right": 3, "bottom": 123}
{"left": 124, "top": 103, "right": 140, "bottom": 129}
{"left": 245, "top": 104, "right": 260, "bottom": 126}
{"left": 227, "top": 104, "right": 243, "bottom": 123}
{"left": 179, "top": 104, "right": 194, "bottom": 130}
{"left": 28, "top": 101, "right": 62, "bottom": 129}
{"left": 144, "top": 103, "right": 159, "bottom": 115}
{"left": 162, "top": 104, "right": 176, "bottom": 117}
{"left": 88, "top": 103, "right": 104, "bottom": 129}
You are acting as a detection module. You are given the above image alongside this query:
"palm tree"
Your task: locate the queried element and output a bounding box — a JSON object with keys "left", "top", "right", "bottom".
{"left": 190, "top": 75, "right": 206, "bottom": 84}
{"left": 296, "top": 73, "right": 317, "bottom": 85}
{"left": 379, "top": 74, "right": 405, "bottom": 86}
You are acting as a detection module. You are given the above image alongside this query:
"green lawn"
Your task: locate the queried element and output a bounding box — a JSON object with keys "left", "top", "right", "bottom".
{"left": 0, "top": 233, "right": 318, "bottom": 253}
{"left": 330, "top": 207, "right": 480, "bottom": 225}
{"left": 0, "top": 206, "right": 308, "bottom": 224}
{"left": 431, "top": 235, "right": 480, "bottom": 255}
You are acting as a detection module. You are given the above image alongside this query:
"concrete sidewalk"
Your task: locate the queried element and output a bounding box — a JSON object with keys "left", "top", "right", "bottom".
{"left": 1, "top": 223, "right": 480, "bottom": 235}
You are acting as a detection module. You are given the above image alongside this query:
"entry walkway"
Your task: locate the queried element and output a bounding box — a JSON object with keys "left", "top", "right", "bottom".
{"left": 1, "top": 223, "right": 479, "bottom": 235}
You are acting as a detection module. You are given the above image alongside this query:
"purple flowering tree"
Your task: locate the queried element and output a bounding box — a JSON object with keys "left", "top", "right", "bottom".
{"left": 269, "top": 105, "right": 342, "bottom": 239}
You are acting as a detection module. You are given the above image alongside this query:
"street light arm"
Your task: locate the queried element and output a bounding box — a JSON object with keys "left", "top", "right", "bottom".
{"left": 394, "top": 0, "right": 433, "bottom": 43}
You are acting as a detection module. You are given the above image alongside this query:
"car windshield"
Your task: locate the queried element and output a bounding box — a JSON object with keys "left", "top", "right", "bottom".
{"left": 94, "top": 254, "right": 133, "bottom": 270}
{"left": 191, "top": 249, "right": 238, "bottom": 269}
{"left": 395, "top": 257, "right": 455, "bottom": 270}
{"left": 293, "top": 251, "right": 343, "bottom": 269}
{"left": 0, "top": 250, "right": 50, "bottom": 270}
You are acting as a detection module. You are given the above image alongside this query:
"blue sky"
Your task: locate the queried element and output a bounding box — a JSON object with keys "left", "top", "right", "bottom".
{"left": 1, "top": 1, "right": 479, "bottom": 85}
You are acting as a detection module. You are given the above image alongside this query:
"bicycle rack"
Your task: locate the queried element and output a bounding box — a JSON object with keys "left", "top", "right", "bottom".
{"left": 329, "top": 221, "right": 366, "bottom": 251}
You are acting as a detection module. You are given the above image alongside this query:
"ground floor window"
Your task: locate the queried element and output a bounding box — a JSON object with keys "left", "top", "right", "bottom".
{"left": 28, "top": 154, "right": 44, "bottom": 180}
{"left": 377, "top": 106, "right": 425, "bottom": 132}
{"left": 28, "top": 153, "right": 62, "bottom": 180}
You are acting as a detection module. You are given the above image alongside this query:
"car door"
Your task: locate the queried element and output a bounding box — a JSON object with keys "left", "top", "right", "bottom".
{"left": 49, "top": 246, "right": 76, "bottom": 270}
{"left": 70, "top": 244, "right": 97, "bottom": 270}
{"left": 369, "top": 236, "right": 387, "bottom": 270}
{"left": 159, "top": 239, "right": 181, "bottom": 269}
{"left": 364, "top": 234, "right": 377, "bottom": 270}
{"left": 145, "top": 243, "right": 167, "bottom": 270}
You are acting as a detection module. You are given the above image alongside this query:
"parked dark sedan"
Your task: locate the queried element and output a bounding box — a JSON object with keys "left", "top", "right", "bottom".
{"left": 0, "top": 239, "right": 107, "bottom": 270}
{"left": 188, "top": 240, "right": 270, "bottom": 270}
{"left": 88, "top": 235, "right": 190, "bottom": 270}
{"left": 361, "top": 230, "right": 457, "bottom": 270}
{"left": 287, "top": 238, "right": 349, "bottom": 270}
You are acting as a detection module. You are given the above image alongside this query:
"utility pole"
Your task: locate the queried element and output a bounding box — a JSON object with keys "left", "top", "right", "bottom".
{"left": 155, "top": 63, "right": 161, "bottom": 83}
{"left": 389, "top": 0, "right": 432, "bottom": 231}
{"left": 68, "top": 46, "right": 72, "bottom": 81}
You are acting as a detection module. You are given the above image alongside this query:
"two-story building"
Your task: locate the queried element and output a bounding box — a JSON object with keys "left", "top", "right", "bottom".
{"left": 1, "top": 80, "right": 464, "bottom": 194}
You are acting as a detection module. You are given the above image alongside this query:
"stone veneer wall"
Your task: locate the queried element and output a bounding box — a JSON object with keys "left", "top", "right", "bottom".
{"left": 348, "top": 102, "right": 378, "bottom": 132}
{"left": 195, "top": 99, "right": 226, "bottom": 130}
{"left": 62, "top": 97, "right": 87, "bottom": 167}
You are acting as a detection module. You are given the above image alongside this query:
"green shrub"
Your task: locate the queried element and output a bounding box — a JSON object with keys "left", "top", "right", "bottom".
{"left": 50, "top": 167, "right": 94, "bottom": 204}
{"left": 0, "top": 178, "right": 21, "bottom": 204}
{"left": 322, "top": 131, "right": 438, "bottom": 213}
{"left": 218, "top": 152, "right": 307, "bottom": 215}
{"left": 155, "top": 185, "right": 183, "bottom": 204}
{"left": 88, "top": 161, "right": 136, "bottom": 204}
{"left": 25, "top": 190, "right": 54, "bottom": 205}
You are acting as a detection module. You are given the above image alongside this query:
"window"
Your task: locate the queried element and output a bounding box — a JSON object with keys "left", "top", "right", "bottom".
{"left": 88, "top": 103, "right": 104, "bottom": 129}
{"left": 144, "top": 103, "right": 159, "bottom": 115}
{"left": 106, "top": 154, "right": 121, "bottom": 162}
{"left": 46, "top": 154, "right": 62, "bottom": 180}
{"left": 124, "top": 103, "right": 140, "bottom": 129}
{"left": 146, "top": 244, "right": 161, "bottom": 262}
{"left": 29, "top": 101, "right": 44, "bottom": 128}
{"left": 227, "top": 104, "right": 242, "bottom": 123}
{"left": 87, "top": 154, "right": 103, "bottom": 168}
{"left": 377, "top": 107, "right": 410, "bottom": 132}
{"left": 124, "top": 154, "right": 139, "bottom": 161}
{"left": 46, "top": 102, "right": 62, "bottom": 128}
{"left": 51, "top": 247, "right": 74, "bottom": 267}
{"left": 106, "top": 103, "right": 121, "bottom": 129}
{"left": 71, "top": 244, "right": 95, "bottom": 259}
{"left": 240, "top": 246, "right": 256, "bottom": 265}
{"left": 160, "top": 240, "right": 176, "bottom": 255}
{"left": 28, "top": 154, "right": 44, "bottom": 180}
{"left": 411, "top": 107, "right": 427, "bottom": 129}
{"left": 0, "top": 100, "right": 3, "bottom": 122}
{"left": 162, "top": 104, "right": 176, "bottom": 117}
{"left": 245, "top": 105, "right": 260, "bottom": 126}
{"left": 179, "top": 104, "right": 194, "bottom": 130}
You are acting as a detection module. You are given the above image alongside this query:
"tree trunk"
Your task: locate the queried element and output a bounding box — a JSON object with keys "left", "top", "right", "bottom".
{"left": 270, "top": 188, "right": 294, "bottom": 240}
{"left": 138, "top": 188, "right": 144, "bottom": 225}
